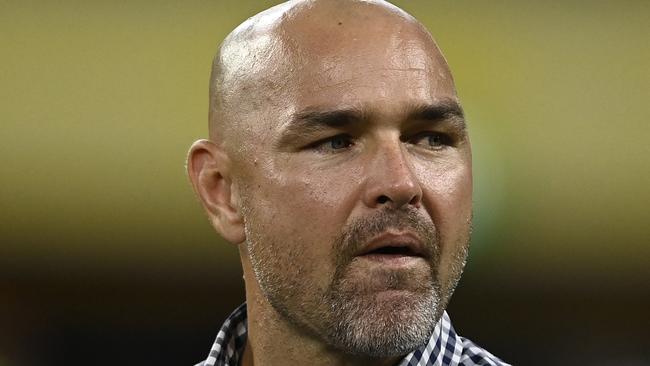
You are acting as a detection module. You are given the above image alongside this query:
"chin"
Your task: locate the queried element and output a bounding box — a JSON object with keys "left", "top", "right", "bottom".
{"left": 322, "top": 287, "right": 441, "bottom": 358}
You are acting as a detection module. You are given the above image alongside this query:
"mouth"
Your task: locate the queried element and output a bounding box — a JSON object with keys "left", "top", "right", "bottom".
{"left": 355, "top": 232, "right": 428, "bottom": 262}
{"left": 363, "top": 245, "right": 419, "bottom": 256}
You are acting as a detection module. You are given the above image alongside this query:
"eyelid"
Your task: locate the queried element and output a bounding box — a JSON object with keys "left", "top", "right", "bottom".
{"left": 306, "top": 133, "right": 355, "bottom": 153}
{"left": 407, "top": 131, "right": 455, "bottom": 148}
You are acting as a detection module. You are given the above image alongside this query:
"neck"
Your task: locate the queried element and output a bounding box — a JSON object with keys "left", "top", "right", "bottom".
{"left": 238, "top": 247, "right": 401, "bottom": 366}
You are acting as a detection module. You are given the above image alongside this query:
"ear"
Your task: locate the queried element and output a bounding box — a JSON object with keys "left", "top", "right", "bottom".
{"left": 186, "top": 139, "right": 245, "bottom": 244}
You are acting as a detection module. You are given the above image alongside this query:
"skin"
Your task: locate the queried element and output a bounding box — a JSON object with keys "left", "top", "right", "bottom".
{"left": 187, "top": 1, "right": 472, "bottom": 365}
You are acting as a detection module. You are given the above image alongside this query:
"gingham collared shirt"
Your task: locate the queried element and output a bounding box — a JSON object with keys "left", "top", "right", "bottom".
{"left": 196, "top": 303, "right": 510, "bottom": 366}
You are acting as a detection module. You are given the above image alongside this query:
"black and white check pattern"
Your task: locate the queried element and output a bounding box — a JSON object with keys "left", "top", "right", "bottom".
{"left": 196, "top": 303, "right": 510, "bottom": 366}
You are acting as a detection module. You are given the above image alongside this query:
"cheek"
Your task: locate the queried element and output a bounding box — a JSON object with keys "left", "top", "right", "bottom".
{"left": 417, "top": 159, "right": 473, "bottom": 237}
{"left": 242, "top": 161, "right": 364, "bottom": 267}
{"left": 258, "top": 157, "right": 362, "bottom": 215}
{"left": 416, "top": 159, "right": 472, "bottom": 283}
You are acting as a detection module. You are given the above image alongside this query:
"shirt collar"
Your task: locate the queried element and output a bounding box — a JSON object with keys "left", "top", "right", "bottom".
{"left": 197, "top": 302, "right": 508, "bottom": 366}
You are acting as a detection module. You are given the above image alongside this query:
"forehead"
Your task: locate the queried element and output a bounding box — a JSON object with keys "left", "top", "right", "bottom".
{"left": 279, "top": 19, "right": 457, "bottom": 118}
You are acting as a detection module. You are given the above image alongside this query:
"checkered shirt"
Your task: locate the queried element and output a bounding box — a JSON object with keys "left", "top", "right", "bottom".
{"left": 195, "top": 303, "right": 510, "bottom": 366}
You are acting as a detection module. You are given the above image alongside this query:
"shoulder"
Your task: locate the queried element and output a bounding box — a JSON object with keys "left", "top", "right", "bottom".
{"left": 195, "top": 303, "right": 248, "bottom": 366}
{"left": 412, "top": 311, "right": 511, "bottom": 366}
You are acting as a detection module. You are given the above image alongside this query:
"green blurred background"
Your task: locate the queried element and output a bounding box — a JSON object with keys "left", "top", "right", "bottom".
{"left": 1, "top": 1, "right": 649, "bottom": 365}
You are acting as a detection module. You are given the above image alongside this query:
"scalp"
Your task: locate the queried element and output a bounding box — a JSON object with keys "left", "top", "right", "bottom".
{"left": 209, "top": 0, "right": 449, "bottom": 157}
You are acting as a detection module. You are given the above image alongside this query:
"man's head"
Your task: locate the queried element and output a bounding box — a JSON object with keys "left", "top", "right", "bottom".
{"left": 188, "top": 0, "right": 472, "bottom": 358}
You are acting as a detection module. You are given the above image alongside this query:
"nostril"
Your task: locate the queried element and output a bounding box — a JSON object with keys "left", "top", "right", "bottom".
{"left": 377, "top": 195, "right": 390, "bottom": 204}
{"left": 409, "top": 195, "right": 419, "bottom": 205}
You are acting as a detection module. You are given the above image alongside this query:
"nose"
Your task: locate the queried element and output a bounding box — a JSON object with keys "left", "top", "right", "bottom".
{"left": 362, "top": 141, "right": 423, "bottom": 209}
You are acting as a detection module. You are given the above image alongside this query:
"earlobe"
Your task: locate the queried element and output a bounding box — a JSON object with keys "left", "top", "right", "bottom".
{"left": 186, "top": 139, "right": 246, "bottom": 244}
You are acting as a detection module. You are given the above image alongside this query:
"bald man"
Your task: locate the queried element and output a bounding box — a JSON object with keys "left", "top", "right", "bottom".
{"left": 187, "top": 1, "right": 509, "bottom": 365}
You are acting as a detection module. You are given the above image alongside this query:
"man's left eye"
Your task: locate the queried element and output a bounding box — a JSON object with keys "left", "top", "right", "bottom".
{"left": 411, "top": 132, "right": 451, "bottom": 149}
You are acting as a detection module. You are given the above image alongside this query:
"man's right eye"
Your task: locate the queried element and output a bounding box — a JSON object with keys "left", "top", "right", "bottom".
{"left": 310, "top": 134, "right": 354, "bottom": 152}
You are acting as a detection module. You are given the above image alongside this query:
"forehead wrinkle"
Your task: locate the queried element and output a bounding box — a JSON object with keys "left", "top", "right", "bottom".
{"left": 305, "top": 66, "right": 431, "bottom": 95}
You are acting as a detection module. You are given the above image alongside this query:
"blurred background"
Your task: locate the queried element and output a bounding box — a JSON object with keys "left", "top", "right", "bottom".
{"left": 1, "top": 0, "right": 648, "bottom": 365}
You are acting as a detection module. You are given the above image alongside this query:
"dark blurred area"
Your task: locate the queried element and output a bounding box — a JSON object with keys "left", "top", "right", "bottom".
{"left": 3, "top": 267, "right": 650, "bottom": 365}
{"left": 1, "top": 1, "right": 649, "bottom": 365}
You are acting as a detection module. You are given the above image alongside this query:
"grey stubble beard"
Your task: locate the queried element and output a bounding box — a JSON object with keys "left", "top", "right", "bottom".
{"left": 245, "top": 206, "right": 469, "bottom": 358}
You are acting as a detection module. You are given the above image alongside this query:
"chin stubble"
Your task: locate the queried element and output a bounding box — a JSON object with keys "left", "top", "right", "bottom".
{"left": 315, "top": 208, "right": 444, "bottom": 357}
{"left": 245, "top": 207, "right": 469, "bottom": 358}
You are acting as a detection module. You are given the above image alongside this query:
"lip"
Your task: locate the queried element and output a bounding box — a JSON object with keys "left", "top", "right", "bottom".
{"left": 355, "top": 231, "right": 428, "bottom": 258}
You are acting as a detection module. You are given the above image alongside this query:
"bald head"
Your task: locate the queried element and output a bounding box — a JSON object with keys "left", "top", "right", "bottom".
{"left": 209, "top": 0, "right": 456, "bottom": 153}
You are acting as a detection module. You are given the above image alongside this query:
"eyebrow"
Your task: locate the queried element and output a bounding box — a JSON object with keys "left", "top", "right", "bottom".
{"left": 406, "top": 100, "right": 466, "bottom": 131}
